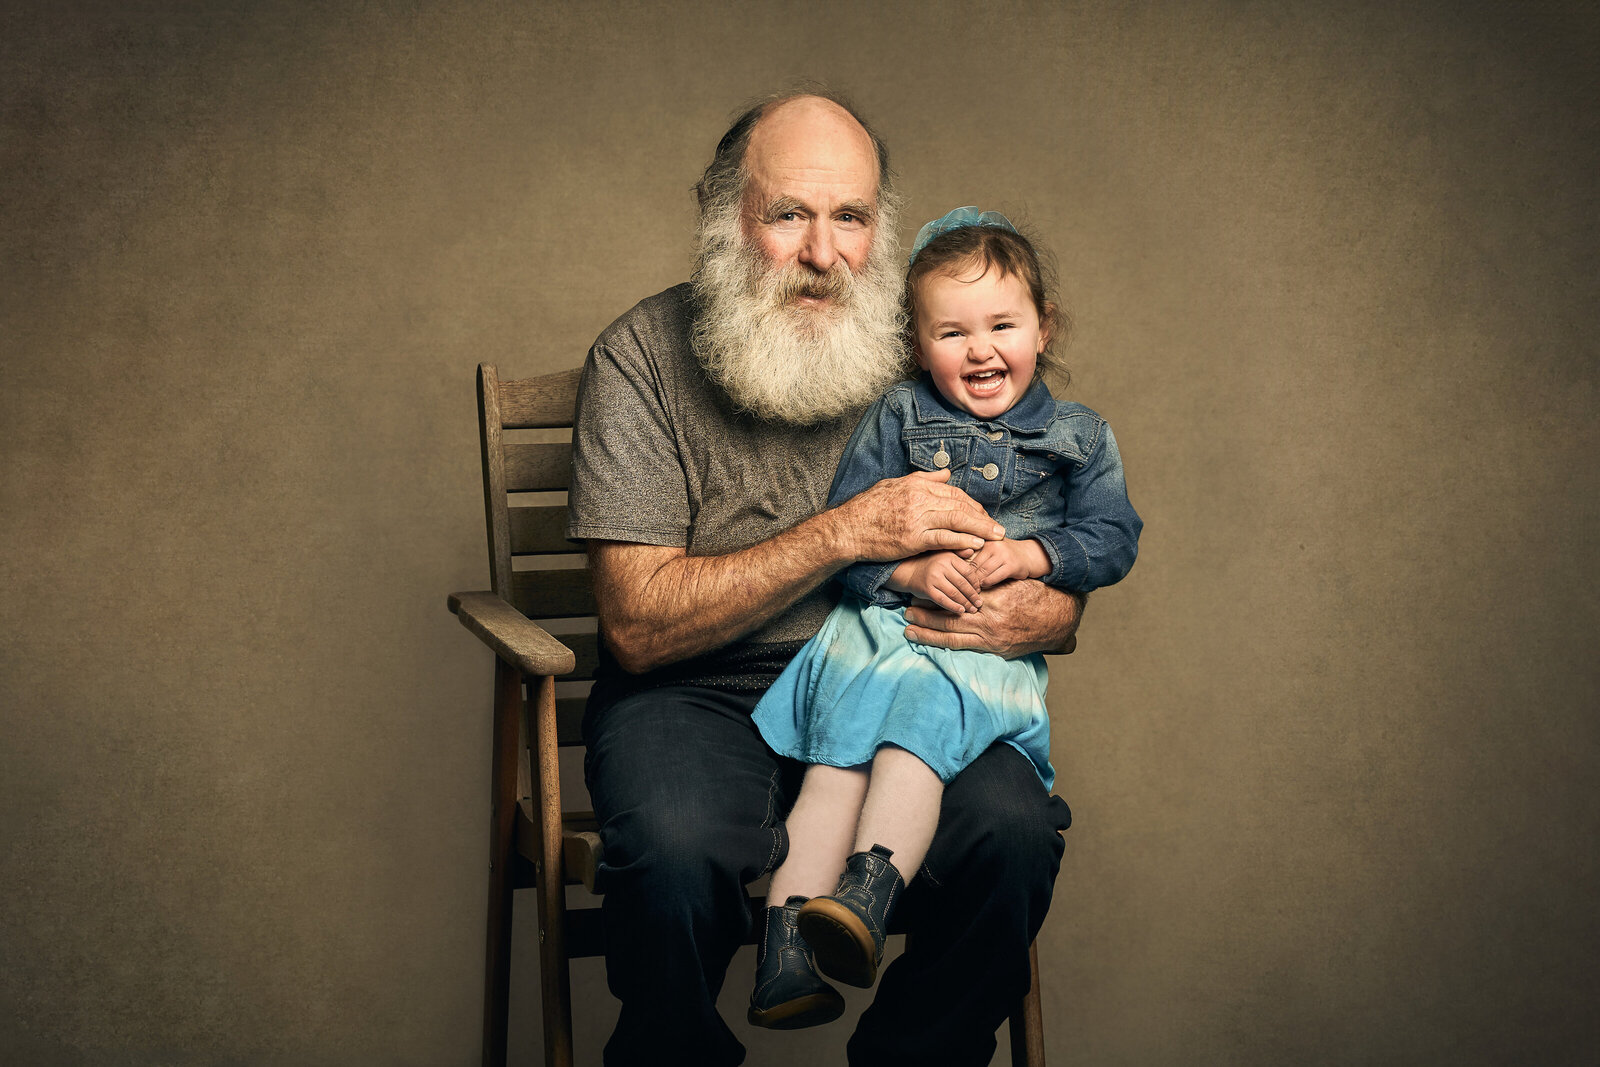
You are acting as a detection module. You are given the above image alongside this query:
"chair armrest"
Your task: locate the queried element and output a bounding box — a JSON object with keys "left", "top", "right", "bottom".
{"left": 448, "top": 590, "right": 577, "bottom": 676}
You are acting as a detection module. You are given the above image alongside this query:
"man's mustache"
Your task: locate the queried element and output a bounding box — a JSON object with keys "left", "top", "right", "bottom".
{"left": 766, "top": 262, "right": 854, "bottom": 305}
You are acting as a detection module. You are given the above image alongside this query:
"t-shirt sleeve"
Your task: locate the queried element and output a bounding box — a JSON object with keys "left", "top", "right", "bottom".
{"left": 565, "top": 339, "right": 691, "bottom": 546}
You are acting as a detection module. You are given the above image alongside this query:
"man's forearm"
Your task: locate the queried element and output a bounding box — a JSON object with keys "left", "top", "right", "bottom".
{"left": 590, "top": 469, "right": 1004, "bottom": 673}
{"left": 588, "top": 511, "right": 854, "bottom": 674}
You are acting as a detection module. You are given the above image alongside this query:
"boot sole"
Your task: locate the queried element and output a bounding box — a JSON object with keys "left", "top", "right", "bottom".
{"left": 797, "top": 899, "right": 879, "bottom": 988}
{"left": 746, "top": 990, "right": 846, "bottom": 1030}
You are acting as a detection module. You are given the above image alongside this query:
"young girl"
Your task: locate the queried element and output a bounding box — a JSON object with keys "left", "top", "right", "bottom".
{"left": 745, "top": 207, "right": 1142, "bottom": 1030}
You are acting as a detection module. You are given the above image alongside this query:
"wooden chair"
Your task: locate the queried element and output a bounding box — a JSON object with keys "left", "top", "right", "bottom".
{"left": 449, "top": 363, "right": 1052, "bottom": 1067}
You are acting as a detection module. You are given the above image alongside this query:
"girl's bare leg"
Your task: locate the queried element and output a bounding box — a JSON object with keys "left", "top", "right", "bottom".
{"left": 767, "top": 763, "right": 869, "bottom": 903}
{"left": 793, "top": 746, "right": 945, "bottom": 989}
{"left": 854, "top": 745, "right": 944, "bottom": 881}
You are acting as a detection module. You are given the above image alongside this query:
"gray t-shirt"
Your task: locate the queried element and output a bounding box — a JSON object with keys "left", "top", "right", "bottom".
{"left": 567, "top": 283, "right": 864, "bottom": 654}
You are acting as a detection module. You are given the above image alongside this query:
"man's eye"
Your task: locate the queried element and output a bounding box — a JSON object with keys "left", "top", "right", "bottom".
{"left": 778, "top": 212, "right": 798, "bottom": 222}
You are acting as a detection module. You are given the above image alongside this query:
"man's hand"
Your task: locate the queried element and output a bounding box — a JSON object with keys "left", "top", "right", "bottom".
{"left": 970, "top": 538, "right": 1050, "bottom": 589}
{"left": 887, "top": 551, "right": 983, "bottom": 614}
{"left": 904, "top": 579, "right": 1084, "bottom": 659}
{"left": 832, "top": 469, "right": 1005, "bottom": 562}
{"left": 587, "top": 472, "right": 1005, "bottom": 675}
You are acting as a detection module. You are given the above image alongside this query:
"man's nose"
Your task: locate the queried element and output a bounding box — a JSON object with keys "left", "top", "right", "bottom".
{"left": 798, "top": 221, "right": 838, "bottom": 273}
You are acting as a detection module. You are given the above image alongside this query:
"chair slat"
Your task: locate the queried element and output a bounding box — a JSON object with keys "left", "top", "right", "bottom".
{"left": 512, "top": 569, "right": 597, "bottom": 619}
{"left": 504, "top": 443, "right": 573, "bottom": 493}
{"left": 497, "top": 367, "right": 582, "bottom": 429}
{"left": 510, "top": 505, "right": 578, "bottom": 555}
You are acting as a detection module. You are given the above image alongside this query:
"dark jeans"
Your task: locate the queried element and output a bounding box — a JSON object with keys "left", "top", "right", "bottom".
{"left": 583, "top": 683, "right": 1072, "bottom": 1067}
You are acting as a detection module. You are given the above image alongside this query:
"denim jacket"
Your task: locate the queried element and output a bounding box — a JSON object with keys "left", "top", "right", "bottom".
{"left": 831, "top": 375, "right": 1142, "bottom": 604}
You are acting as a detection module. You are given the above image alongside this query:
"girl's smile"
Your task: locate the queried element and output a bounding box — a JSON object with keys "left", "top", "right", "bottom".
{"left": 911, "top": 266, "right": 1045, "bottom": 420}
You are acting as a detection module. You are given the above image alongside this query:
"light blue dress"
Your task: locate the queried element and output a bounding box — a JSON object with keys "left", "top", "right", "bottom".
{"left": 754, "top": 596, "right": 1055, "bottom": 786}
{"left": 752, "top": 376, "right": 1143, "bottom": 792}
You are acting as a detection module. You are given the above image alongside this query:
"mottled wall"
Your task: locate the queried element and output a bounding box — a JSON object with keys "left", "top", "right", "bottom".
{"left": 2, "top": 2, "right": 1595, "bottom": 1064}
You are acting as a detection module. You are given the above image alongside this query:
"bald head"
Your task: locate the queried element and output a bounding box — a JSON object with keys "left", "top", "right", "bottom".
{"left": 693, "top": 89, "right": 894, "bottom": 222}
{"left": 743, "top": 95, "right": 880, "bottom": 202}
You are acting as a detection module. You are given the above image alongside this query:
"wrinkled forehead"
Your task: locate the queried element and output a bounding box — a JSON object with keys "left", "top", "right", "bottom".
{"left": 742, "top": 97, "right": 880, "bottom": 204}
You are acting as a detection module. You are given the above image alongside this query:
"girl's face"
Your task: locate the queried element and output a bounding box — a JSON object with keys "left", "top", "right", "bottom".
{"left": 912, "top": 266, "right": 1045, "bottom": 420}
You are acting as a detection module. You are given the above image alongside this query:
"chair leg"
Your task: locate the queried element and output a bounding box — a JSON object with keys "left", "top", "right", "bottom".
{"left": 530, "top": 672, "right": 574, "bottom": 1067}
{"left": 1009, "top": 940, "right": 1046, "bottom": 1067}
{"left": 483, "top": 658, "right": 522, "bottom": 1067}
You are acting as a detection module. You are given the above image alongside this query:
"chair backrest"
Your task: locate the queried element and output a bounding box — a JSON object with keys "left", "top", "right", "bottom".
{"left": 476, "top": 363, "right": 598, "bottom": 744}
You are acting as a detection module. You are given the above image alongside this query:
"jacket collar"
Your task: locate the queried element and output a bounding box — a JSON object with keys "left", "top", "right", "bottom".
{"left": 908, "top": 373, "right": 1055, "bottom": 432}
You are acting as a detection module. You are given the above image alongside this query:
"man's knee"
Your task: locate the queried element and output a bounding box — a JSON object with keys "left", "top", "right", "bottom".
{"left": 585, "top": 685, "right": 788, "bottom": 889}
{"left": 600, "top": 793, "right": 754, "bottom": 894}
{"left": 594, "top": 764, "right": 787, "bottom": 901}
{"left": 932, "top": 745, "right": 1070, "bottom": 888}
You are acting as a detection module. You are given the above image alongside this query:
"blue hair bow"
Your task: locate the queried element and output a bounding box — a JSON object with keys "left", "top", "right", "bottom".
{"left": 908, "top": 206, "right": 1019, "bottom": 265}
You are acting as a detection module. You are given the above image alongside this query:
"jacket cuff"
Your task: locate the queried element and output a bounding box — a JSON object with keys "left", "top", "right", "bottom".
{"left": 1033, "top": 531, "right": 1089, "bottom": 592}
{"left": 842, "top": 560, "right": 905, "bottom": 606}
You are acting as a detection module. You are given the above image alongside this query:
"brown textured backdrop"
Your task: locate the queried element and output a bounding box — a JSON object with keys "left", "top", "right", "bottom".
{"left": 2, "top": 2, "right": 1596, "bottom": 1064}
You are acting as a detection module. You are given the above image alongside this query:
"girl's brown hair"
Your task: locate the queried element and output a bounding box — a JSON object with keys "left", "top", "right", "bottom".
{"left": 904, "top": 224, "right": 1070, "bottom": 385}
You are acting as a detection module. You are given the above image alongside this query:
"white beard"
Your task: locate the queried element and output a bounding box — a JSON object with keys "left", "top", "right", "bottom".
{"left": 690, "top": 200, "right": 908, "bottom": 425}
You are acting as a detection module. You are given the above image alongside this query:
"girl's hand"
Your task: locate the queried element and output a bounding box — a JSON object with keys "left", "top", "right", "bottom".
{"left": 970, "top": 538, "right": 1051, "bottom": 589}
{"left": 887, "top": 551, "right": 982, "bottom": 614}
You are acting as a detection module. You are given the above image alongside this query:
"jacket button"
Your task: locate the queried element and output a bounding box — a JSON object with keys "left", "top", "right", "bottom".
{"left": 987, "top": 430, "right": 1004, "bottom": 442}
{"left": 981, "top": 462, "right": 999, "bottom": 480}
{"left": 933, "top": 450, "right": 950, "bottom": 468}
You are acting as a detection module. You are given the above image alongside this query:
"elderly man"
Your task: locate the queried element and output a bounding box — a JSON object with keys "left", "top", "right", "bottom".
{"left": 568, "top": 91, "right": 1078, "bottom": 1067}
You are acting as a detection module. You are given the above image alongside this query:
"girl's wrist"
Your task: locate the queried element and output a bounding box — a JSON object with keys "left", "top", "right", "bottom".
{"left": 1020, "top": 538, "right": 1051, "bottom": 579}
{"left": 885, "top": 559, "right": 917, "bottom": 592}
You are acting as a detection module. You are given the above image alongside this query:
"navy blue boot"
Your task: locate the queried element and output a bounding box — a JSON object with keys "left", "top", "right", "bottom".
{"left": 797, "top": 844, "right": 904, "bottom": 988}
{"left": 748, "top": 895, "right": 846, "bottom": 1029}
